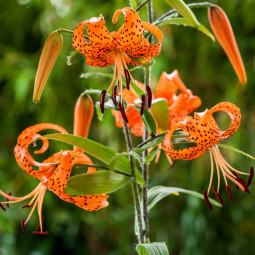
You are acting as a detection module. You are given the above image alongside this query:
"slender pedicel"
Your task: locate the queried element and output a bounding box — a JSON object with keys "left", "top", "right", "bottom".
{"left": 140, "top": 94, "right": 146, "bottom": 115}
{"left": 247, "top": 166, "right": 254, "bottom": 187}
{"left": 226, "top": 185, "right": 234, "bottom": 202}
{"left": 118, "top": 102, "right": 128, "bottom": 123}
{"left": 100, "top": 90, "right": 106, "bottom": 113}
{"left": 146, "top": 85, "right": 152, "bottom": 108}
{"left": 204, "top": 190, "right": 213, "bottom": 210}
{"left": 124, "top": 69, "right": 130, "bottom": 90}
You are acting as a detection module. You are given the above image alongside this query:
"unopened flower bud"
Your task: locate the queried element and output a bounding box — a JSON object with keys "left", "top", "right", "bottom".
{"left": 208, "top": 5, "right": 247, "bottom": 84}
{"left": 33, "top": 31, "right": 63, "bottom": 103}
{"left": 73, "top": 94, "right": 94, "bottom": 147}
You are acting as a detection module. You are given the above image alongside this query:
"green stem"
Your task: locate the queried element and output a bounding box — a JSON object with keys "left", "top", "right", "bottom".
{"left": 56, "top": 28, "right": 89, "bottom": 40}
{"left": 123, "top": 121, "right": 144, "bottom": 243}
{"left": 136, "top": 0, "right": 151, "bottom": 12}
{"left": 141, "top": 1, "right": 153, "bottom": 243}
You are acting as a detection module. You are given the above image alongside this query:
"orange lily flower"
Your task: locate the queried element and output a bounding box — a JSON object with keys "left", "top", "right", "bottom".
{"left": 0, "top": 96, "right": 108, "bottom": 234}
{"left": 162, "top": 102, "right": 253, "bottom": 209}
{"left": 72, "top": 7, "right": 163, "bottom": 116}
{"left": 112, "top": 70, "right": 201, "bottom": 137}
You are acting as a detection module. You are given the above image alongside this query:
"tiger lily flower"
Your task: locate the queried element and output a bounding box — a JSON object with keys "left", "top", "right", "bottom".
{"left": 72, "top": 7, "right": 163, "bottom": 117}
{"left": 162, "top": 102, "right": 253, "bottom": 209}
{"left": 112, "top": 70, "right": 201, "bottom": 136}
{"left": 0, "top": 101, "right": 108, "bottom": 234}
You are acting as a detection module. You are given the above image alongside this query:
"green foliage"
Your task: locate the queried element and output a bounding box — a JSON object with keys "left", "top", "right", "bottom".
{"left": 65, "top": 170, "right": 130, "bottom": 195}
{"left": 136, "top": 242, "right": 169, "bottom": 255}
{"left": 43, "top": 133, "right": 145, "bottom": 185}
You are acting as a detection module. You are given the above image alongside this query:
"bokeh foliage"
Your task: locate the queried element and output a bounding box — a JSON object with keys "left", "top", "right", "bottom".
{"left": 0, "top": 0, "right": 255, "bottom": 254}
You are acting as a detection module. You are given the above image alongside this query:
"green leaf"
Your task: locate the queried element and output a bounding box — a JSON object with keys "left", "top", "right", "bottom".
{"left": 64, "top": 170, "right": 130, "bottom": 195}
{"left": 145, "top": 146, "right": 159, "bottom": 163}
{"left": 133, "top": 136, "right": 164, "bottom": 154}
{"left": 95, "top": 101, "right": 103, "bottom": 121}
{"left": 136, "top": 242, "right": 169, "bottom": 255}
{"left": 130, "top": 80, "right": 144, "bottom": 98}
{"left": 156, "top": 17, "right": 215, "bottom": 41}
{"left": 43, "top": 133, "right": 144, "bottom": 185}
{"left": 128, "top": 0, "right": 137, "bottom": 9}
{"left": 165, "top": 0, "right": 200, "bottom": 27}
{"left": 150, "top": 98, "right": 169, "bottom": 132}
{"left": 148, "top": 186, "right": 222, "bottom": 210}
{"left": 109, "top": 151, "right": 143, "bottom": 171}
{"left": 217, "top": 143, "right": 255, "bottom": 160}
{"left": 132, "top": 105, "right": 157, "bottom": 136}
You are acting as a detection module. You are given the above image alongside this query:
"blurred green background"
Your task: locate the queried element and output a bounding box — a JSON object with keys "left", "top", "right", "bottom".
{"left": 0, "top": 0, "right": 255, "bottom": 254}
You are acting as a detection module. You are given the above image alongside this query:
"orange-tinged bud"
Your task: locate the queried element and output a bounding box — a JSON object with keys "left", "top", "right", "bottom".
{"left": 73, "top": 94, "right": 94, "bottom": 151}
{"left": 208, "top": 5, "right": 247, "bottom": 84}
{"left": 33, "top": 31, "right": 63, "bottom": 103}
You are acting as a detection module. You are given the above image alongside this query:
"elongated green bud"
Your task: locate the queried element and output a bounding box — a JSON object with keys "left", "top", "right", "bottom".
{"left": 33, "top": 31, "right": 63, "bottom": 103}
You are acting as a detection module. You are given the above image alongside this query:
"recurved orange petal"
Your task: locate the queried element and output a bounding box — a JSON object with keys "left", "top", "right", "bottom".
{"left": 14, "top": 124, "right": 68, "bottom": 180}
{"left": 112, "top": 7, "right": 144, "bottom": 48}
{"left": 43, "top": 151, "right": 108, "bottom": 211}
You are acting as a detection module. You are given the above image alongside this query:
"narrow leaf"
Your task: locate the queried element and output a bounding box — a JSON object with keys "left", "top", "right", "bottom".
{"left": 132, "top": 105, "right": 157, "bottom": 136}
{"left": 136, "top": 242, "right": 169, "bottom": 255}
{"left": 165, "top": 0, "right": 200, "bottom": 27}
{"left": 150, "top": 98, "right": 169, "bottom": 132}
{"left": 43, "top": 133, "right": 144, "bottom": 185}
{"left": 64, "top": 170, "right": 130, "bottom": 195}
{"left": 109, "top": 152, "right": 142, "bottom": 171}
{"left": 148, "top": 186, "right": 222, "bottom": 210}
{"left": 217, "top": 144, "right": 255, "bottom": 160}
{"left": 145, "top": 146, "right": 159, "bottom": 163}
{"left": 95, "top": 102, "right": 103, "bottom": 121}
{"left": 156, "top": 17, "right": 215, "bottom": 41}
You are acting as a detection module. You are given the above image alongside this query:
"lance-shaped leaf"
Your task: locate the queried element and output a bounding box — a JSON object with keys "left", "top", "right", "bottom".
{"left": 43, "top": 133, "right": 144, "bottom": 185}
{"left": 154, "top": 17, "right": 215, "bottom": 41}
{"left": 64, "top": 170, "right": 130, "bottom": 195}
{"left": 148, "top": 186, "right": 222, "bottom": 210}
{"left": 208, "top": 5, "right": 246, "bottom": 84}
{"left": 33, "top": 31, "right": 63, "bottom": 103}
{"left": 165, "top": 0, "right": 200, "bottom": 27}
{"left": 136, "top": 242, "right": 169, "bottom": 255}
{"left": 132, "top": 105, "right": 157, "bottom": 136}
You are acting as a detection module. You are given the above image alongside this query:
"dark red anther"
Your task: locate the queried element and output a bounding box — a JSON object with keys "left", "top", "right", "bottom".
{"left": 236, "top": 177, "right": 249, "bottom": 193}
{"left": 232, "top": 171, "right": 239, "bottom": 190}
{"left": 203, "top": 190, "right": 213, "bottom": 210}
{"left": 124, "top": 69, "right": 130, "bottom": 90}
{"left": 146, "top": 85, "right": 152, "bottom": 108}
{"left": 0, "top": 203, "right": 6, "bottom": 211}
{"left": 33, "top": 231, "right": 50, "bottom": 235}
{"left": 247, "top": 166, "right": 254, "bottom": 187}
{"left": 112, "top": 85, "right": 118, "bottom": 106}
{"left": 140, "top": 94, "right": 146, "bottom": 116}
{"left": 226, "top": 185, "right": 234, "bottom": 202}
{"left": 22, "top": 203, "right": 34, "bottom": 209}
{"left": 21, "top": 219, "right": 26, "bottom": 232}
{"left": 6, "top": 192, "right": 12, "bottom": 208}
{"left": 118, "top": 102, "right": 128, "bottom": 123}
{"left": 100, "top": 90, "right": 106, "bottom": 114}
{"left": 212, "top": 186, "right": 224, "bottom": 205}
